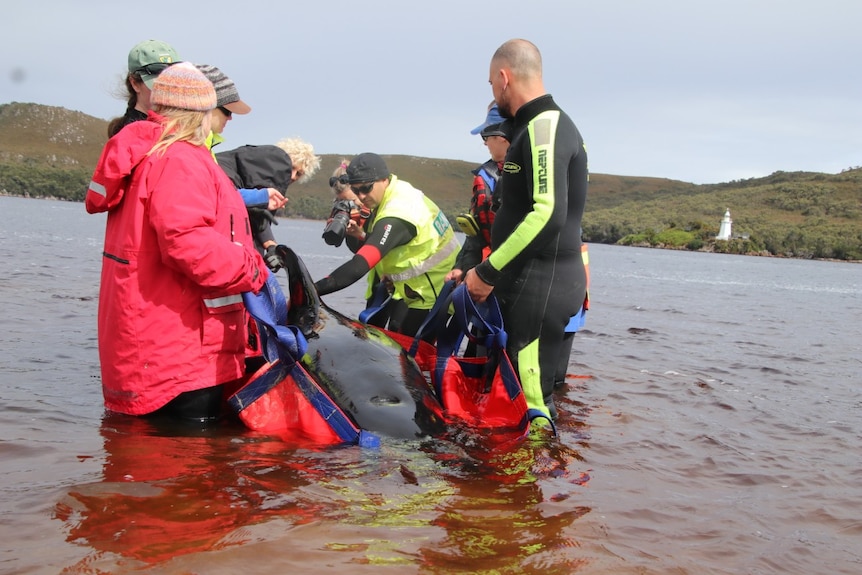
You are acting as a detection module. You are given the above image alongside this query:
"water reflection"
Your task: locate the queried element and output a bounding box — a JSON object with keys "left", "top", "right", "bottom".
{"left": 418, "top": 423, "right": 592, "bottom": 572}
{"left": 53, "top": 402, "right": 594, "bottom": 571}
{"left": 54, "top": 414, "right": 323, "bottom": 568}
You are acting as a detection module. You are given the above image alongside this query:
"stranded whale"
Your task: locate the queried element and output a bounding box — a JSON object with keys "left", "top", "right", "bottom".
{"left": 231, "top": 246, "right": 446, "bottom": 442}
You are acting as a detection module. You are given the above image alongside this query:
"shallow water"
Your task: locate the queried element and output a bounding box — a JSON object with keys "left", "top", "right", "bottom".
{"left": 1, "top": 196, "right": 860, "bottom": 574}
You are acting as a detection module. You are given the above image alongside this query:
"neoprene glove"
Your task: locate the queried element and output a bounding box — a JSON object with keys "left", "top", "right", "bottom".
{"left": 264, "top": 245, "right": 283, "bottom": 272}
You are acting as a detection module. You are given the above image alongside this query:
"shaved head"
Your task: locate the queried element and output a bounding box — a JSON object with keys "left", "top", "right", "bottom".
{"left": 491, "top": 39, "right": 543, "bottom": 81}
{"left": 488, "top": 38, "right": 545, "bottom": 118}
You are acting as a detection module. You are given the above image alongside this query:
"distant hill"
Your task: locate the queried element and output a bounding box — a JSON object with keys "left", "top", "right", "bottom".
{"left": 1, "top": 102, "right": 860, "bottom": 260}
{"left": 0, "top": 102, "right": 107, "bottom": 168}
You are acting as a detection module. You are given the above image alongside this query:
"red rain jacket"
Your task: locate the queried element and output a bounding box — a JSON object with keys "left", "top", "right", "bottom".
{"left": 87, "top": 112, "right": 267, "bottom": 415}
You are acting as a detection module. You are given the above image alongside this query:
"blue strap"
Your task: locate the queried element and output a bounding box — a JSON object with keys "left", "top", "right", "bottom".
{"left": 242, "top": 268, "right": 380, "bottom": 447}
{"left": 242, "top": 270, "right": 308, "bottom": 368}
{"left": 288, "top": 362, "right": 379, "bottom": 446}
{"left": 526, "top": 408, "right": 558, "bottom": 436}
{"left": 405, "top": 279, "right": 456, "bottom": 355}
{"left": 358, "top": 281, "right": 392, "bottom": 325}
{"left": 565, "top": 305, "right": 587, "bottom": 333}
{"left": 450, "top": 283, "right": 506, "bottom": 349}
{"left": 432, "top": 284, "right": 507, "bottom": 397}
{"left": 362, "top": 279, "right": 456, "bottom": 359}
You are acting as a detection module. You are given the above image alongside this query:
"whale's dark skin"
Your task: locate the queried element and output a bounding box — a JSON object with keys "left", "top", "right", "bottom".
{"left": 276, "top": 246, "right": 446, "bottom": 440}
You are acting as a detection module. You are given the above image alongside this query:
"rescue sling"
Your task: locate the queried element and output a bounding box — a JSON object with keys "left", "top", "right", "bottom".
{"left": 229, "top": 271, "right": 380, "bottom": 447}
{"left": 363, "top": 281, "right": 554, "bottom": 443}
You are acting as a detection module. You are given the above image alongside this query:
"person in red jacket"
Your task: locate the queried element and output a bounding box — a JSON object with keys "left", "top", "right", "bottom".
{"left": 86, "top": 63, "right": 269, "bottom": 424}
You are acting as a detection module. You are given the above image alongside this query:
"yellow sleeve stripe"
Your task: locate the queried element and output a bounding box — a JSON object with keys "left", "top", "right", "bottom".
{"left": 489, "top": 110, "right": 560, "bottom": 271}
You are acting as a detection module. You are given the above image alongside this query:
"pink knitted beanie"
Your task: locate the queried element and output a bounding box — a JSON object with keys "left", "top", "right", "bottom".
{"left": 151, "top": 62, "right": 217, "bottom": 111}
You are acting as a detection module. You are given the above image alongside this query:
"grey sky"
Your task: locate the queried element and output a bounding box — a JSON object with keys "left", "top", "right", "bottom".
{"left": 3, "top": 0, "right": 860, "bottom": 184}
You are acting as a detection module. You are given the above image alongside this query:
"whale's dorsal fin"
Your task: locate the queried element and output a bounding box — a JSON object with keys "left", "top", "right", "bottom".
{"left": 275, "top": 245, "right": 321, "bottom": 337}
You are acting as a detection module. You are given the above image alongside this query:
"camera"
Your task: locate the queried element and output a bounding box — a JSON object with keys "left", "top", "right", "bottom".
{"left": 322, "top": 199, "right": 359, "bottom": 247}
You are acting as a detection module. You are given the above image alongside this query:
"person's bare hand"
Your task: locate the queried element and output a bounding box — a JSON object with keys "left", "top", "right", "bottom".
{"left": 346, "top": 219, "right": 365, "bottom": 239}
{"left": 445, "top": 268, "right": 464, "bottom": 283}
{"left": 267, "top": 188, "right": 287, "bottom": 211}
{"left": 464, "top": 268, "right": 493, "bottom": 303}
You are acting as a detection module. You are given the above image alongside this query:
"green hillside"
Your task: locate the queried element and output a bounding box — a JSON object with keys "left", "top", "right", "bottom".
{"left": 584, "top": 169, "right": 862, "bottom": 260}
{"left": 2, "top": 102, "right": 860, "bottom": 260}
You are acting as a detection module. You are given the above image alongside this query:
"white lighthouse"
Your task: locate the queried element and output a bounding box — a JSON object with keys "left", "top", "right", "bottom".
{"left": 716, "top": 209, "right": 733, "bottom": 241}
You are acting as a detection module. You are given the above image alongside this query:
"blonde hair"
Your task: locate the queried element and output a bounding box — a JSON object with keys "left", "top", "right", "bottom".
{"left": 148, "top": 107, "right": 210, "bottom": 157}
{"left": 275, "top": 137, "right": 321, "bottom": 184}
{"left": 330, "top": 159, "right": 350, "bottom": 194}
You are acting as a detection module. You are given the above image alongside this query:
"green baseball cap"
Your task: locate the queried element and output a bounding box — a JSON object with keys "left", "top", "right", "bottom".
{"left": 128, "top": 39, "right": 180, "bottom": 88}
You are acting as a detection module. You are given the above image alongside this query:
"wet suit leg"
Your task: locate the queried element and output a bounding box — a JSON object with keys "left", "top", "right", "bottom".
{"left": 554, "top": 331, "right": 576, "bottom": 389}
{"left": 496, "top": 252, "right": 585, "bottom": 419}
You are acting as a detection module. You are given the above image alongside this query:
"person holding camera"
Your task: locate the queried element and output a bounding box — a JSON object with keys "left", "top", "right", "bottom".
{"left": 447, "top": 102, "right": 511, "bottom": 284}
{"left": 323, "top": 159, "right": 401, "bottom": 330}
{"left": 322, "top": 159, "right": 370, "bottom": 249}
{"left": 314, "top": 153, "right": 459, "bottom": 338}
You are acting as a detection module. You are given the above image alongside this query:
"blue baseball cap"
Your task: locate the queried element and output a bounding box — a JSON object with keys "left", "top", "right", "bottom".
{"left": 470, "top": 103, "right": 505, "bottom": 135}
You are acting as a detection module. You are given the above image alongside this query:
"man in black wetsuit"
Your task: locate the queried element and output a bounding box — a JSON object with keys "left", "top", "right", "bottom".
{"left": 465, "top": 39, "right": 588, "bottom": 421}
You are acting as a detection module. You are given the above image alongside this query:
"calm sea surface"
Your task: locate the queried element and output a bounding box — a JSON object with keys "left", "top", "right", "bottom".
{"left": 1, "top": 195, "right": 860, "bottom": 575}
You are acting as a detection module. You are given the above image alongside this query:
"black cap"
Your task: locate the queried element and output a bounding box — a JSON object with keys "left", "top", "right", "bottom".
{"left": 346, "top": 152, "right": 390, "bottom": 184}
{"left": 481, "top": 121, "right": 512, "bottom": 140}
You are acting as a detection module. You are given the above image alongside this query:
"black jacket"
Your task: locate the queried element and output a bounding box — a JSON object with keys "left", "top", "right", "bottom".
{"left": 216, "top": 145, "right": 294, "bottom": 252}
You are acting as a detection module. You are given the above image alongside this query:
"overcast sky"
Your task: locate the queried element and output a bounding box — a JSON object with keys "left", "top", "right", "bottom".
{"left": 3, "top": 0, "right": 860, "bottom": 184}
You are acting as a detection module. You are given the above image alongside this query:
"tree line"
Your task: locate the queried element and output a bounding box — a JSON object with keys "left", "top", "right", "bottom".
{"left": 2, "top": 162, "right": 860, "bottom": 261}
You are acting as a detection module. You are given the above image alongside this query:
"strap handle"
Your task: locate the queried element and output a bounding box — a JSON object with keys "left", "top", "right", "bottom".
{"left": 431, "top": 284, "right": 507, "bottom": 397}
{"left": 450, "top": 283, "right": 506, "bottom": 349}
{"left": 362, "top": 279, "right": 456, "bottom": 359}
{"left": 406, "top": 279, "right": 456, "bottom": 353}
{"left": 438, "top": 283, "right": 507, "bottom": 353}
{"left": 358, "top": 281, "right": 392, "bottom": 325}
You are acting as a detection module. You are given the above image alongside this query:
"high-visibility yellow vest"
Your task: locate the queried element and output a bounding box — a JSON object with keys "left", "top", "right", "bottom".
{"left": 366, "top": 175, "right": 459, "bottom": 309}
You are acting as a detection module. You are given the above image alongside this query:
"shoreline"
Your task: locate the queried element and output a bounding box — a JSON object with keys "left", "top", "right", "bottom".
{"left": 3, "top": 193, "right": 859, "bottom": 264}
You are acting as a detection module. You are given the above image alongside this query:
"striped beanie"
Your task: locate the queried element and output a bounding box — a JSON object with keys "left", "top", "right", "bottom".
{"left": 151, "top": 62, "right": 217, "bottom": 111}
{"left": 195, "top": 64, "right": 251, "bottom": 114}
